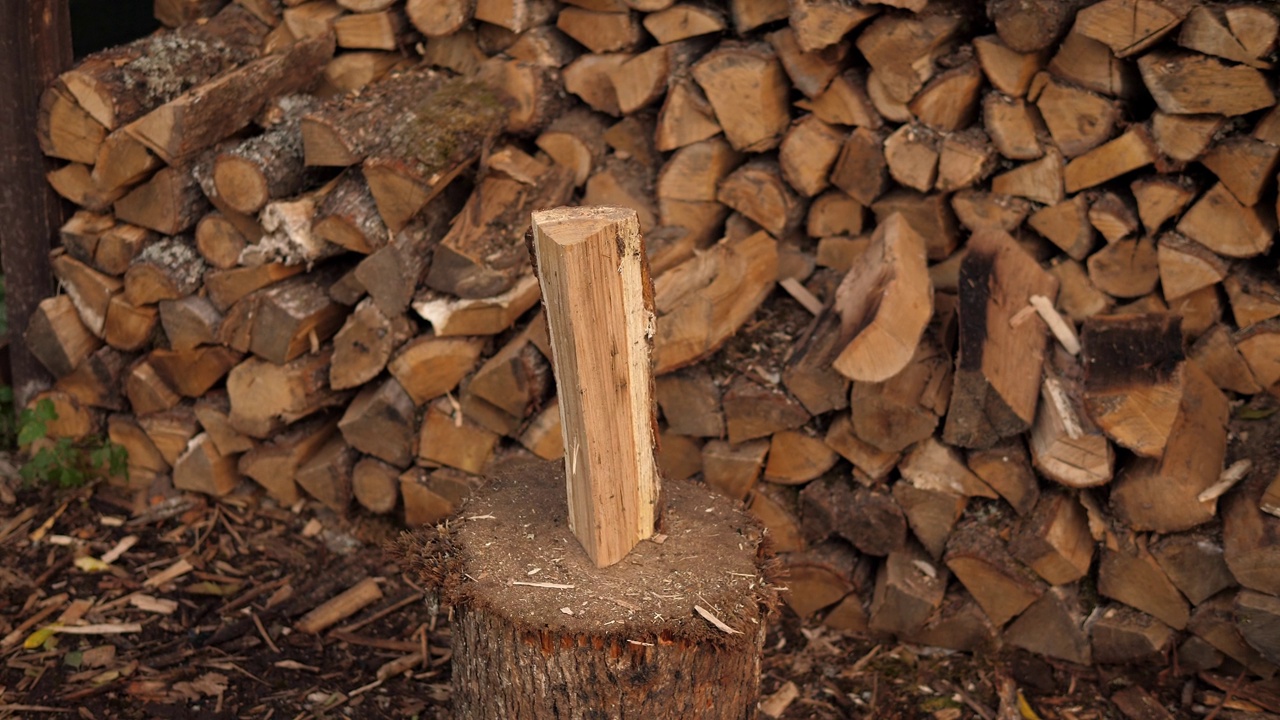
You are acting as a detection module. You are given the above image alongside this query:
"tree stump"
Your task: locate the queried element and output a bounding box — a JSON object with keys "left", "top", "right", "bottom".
{"left": 397, "top": 458, "right": 777, "bottom": 719}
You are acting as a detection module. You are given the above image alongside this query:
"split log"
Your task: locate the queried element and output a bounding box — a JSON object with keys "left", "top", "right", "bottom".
{"left": 868, "top": 541, "right": 947, "bottom": 637}
{"left": 330, "top": 298, "right": 415, "bottom": 390}
{"left": 855, "top": 11, "right": 962, "bottom": 104}
{"left": 148, "top": 346, "right": 242, "bottom": 398}
{"left": 125, "top": 359, "right": 183, "bottom": 415}
{"left": 114, "top": 166, "right": 210, "bottom": 235}
{"left": 1090, "top": 607, "right": 1174, "bottom": 665}
{"left": 25, "top": 295, "right": 101, "bottom": 379}
{"left": 716, "top": 159, "right": 803, "bottom": 240}
{"left": 1047, "top": 258, "right": 1112, "bottom": 322}
{"left": 127, "top": 33, "right": 335, "bottom": 165}
{"left": 239, "top": 414, "right": 339, "bottom": 504}
{"left": 827, "top": 214, "right": 931, "bottom": 383}
{"left": 1237, "top": 321, "right": 1280, "bottom": 395}
{"left": 1029, "top": 195, "right": 1094, "bottom": 261}
{"left": 779, "top": 541, "right": 862, "bottom": 620}
{"left": 193, "top": 391, "right": 255, "bottom": 456}
{"left": 691, "top": 43, "right": 790, "bottom": 152}
{"left": 1003, "top": 585, "right": 1091, "bottom": 665}
{"left": 721, "top": 375, "right": 810, "bottom": 445}
{"left": 1189, "top": 595, "right": 1277, "bottom": 678}
{"left": 412, "top": 274, "right": 542, "bottom": 337}
{"left": 701, "top": 439, "right": 767, "bottom": 501}
{"left": 246, "top": 264, "right": 349, "bottom": 365}
{"left": 823, "top": 415, "right": 897, "bottom": 481}
{"left": 1009, "top": 489, "right": 1094, "bottom": 585}
{"left": 400, "top": 466, "right": 483, "bottom": 526}
{"left": 795, "top": 69, "right": 881, "bottom": 130}
{"left": 55, "top": 346, "right": 129, "bottom": 411}
{"left": 302, "top": 68, "right": 447, "bottom": 167}
{"left": 136, "top": 404, "right": 199, "bottom": 468}
{"left": 356, "top": 185, "right": 464, "bottom": 316}
{"left": 51, "top": 252, "right": 118, "bottom": 338}
{"left": 983, "top": 93, "right": 1043, "bottom": 162}
{"left": 425, "top": 149, "right": 574, "bottom": 299}
{"left": 1200, "top": 136, "right": 1280, "bottom": 208}
{"left": 967, "top": 439, "right": 1040, "bottom": 516}
{"left": 1225, "top": 268, "right": 1280, "bottom": 329}
{"left": 467, "top": 322, "right": 553, "bottom": 421}
{"left": 655, "top": 365, "right": 723, "bottom": 438}
{"left": 883, "top": 123, "right": 939, "bottom": 193}
{"left": 945, "top": 515, "right": 1045, "bottom": 627}
{"left": 536, "top": 109, "right": 609, "bottom": 187}
{"left": 1088, "top": 192, "right": 1140, "bottom": 243}
{"left": 37, "top": 81, "right": 107, "bottom": 165}
{"left": 56, "top": 5, "right": 265, "bottom": 131}
{"left": 936, "top": 129, "right": 997, "bottom": 193}
{"left": 1098, "top": 541, "right": 1190, "bottom": 630}
{"left": 1176, "top": 182, "right": 1276, "bottom": 259}
{"left": 105, "top": 293, "right": 157, "bottom": 350}
{"left": 974, "top": 34, "right": 1047, "bottom": 97}
{"left": 295, "top": 434, "right": 358, "bottom": 512}
{"left": 1086, "top": 236, "right": 1159, "bottom": 299}
{"left": 1062, "top": 125, "right": 1156, "bottom": 193}
{"left": 173, "top": 432, "right": 242, "bottom": 496}
{"left": 1138, "top": 49, "right": 1275, "bottom": 117}
{"left": 1029, "top": 367, "right": 1114, "bottom": 489}
{"left": 108, "top": 415, "right": 169, "bottom": 486}
{"left": 1150, "top": 111, "right": 1222, "bottom": 162}
{"left": 850, "top": 323, "right": 952, "bottom": 454}
{"left": 519, "top": 399, "right": 565, "bottom": 461}
{"left": 96, "top": 223, "right": 159, "bottom": 277}
{"left": 206, "top": 263, "right": 305, "bottom": 312}
{"left": 652, "top": 230, "right": 778, "bottom": 373}
{"left": 991, "top": 149, "right": 1064, "bottom": 206}
{"left": 1180, "top": 5, "right": 1279, "bottom": 67}
{"left": 1074, "top": 0, "right": 1189, "bottom": 58}
{"left": 311, "top": 170, "right": 387, "bottom": 254}
{"left": 562, "top": 53, "right": 630, "bottom": 118}
{"left": 1081, "top": 313, "right": 1184, "bottom": 458}
{"left": 91, "top": 131, "right": 161, "bottom": 195}
{"left": 943, "top": 229, "right": 1058, "bottom": 449}
{"left": 417, "top": 397, "right": 500, "bottom": 474}
{"left": 1149, "top": 530, "right": 1237, "bottom": 606}
{"left": 362, "top": 79, "right": 506, "bottom": 232}
{"left": 159, "top": 296, "right": 222, "bottom": 352}
{"left": 226, "top": 348, "right": 350, "bottom": 438}
{"left": 642, "top": 4, "right": 726, "bottom": 44}
{"left": 387, "top": 334, "right": 485, "bottom": 406}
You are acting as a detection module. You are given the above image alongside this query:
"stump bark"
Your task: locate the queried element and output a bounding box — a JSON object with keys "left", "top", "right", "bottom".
{"left": 398, "top": 459, "right": 777, "bottom": 720}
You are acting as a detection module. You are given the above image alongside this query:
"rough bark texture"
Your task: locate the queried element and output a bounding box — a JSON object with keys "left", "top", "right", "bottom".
{"left": 399, "top": 461, "right": 775, "bottom": 720}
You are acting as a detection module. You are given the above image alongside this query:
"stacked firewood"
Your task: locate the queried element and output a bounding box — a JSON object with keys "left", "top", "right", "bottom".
{"left": 27, "top": 0, "right": 1280, "bottom": 675}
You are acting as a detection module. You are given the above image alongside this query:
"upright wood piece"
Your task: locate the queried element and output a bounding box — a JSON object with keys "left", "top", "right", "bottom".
{"left": 531, "top": 206, "right": 658, "bottom": 567}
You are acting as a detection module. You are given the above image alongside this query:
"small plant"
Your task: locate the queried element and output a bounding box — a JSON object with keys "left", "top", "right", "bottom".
{"left": 18, "top": 398, "right": 128, "bottom": 488}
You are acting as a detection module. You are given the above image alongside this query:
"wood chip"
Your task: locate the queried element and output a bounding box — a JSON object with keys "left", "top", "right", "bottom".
{"left": 1029, "top": 294, "right": 1080, "bottom": 354}
{"left": 143, "top": 558, "right": 194, "bottom": 588}
{"left": 694, "top": 604, "right": 742, "bottom": 635}
{"left": 101, "top": 534, "right": 138, "bottom": 564}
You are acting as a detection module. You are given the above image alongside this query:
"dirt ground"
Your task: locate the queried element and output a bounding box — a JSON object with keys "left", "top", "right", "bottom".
{"left": 2, "top": 467, "right": 1278, "bottom": 720}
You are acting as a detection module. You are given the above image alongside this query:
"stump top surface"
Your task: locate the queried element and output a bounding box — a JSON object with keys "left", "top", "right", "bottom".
{"left": 411, "top": 459, "right": 776, "bottom": 645}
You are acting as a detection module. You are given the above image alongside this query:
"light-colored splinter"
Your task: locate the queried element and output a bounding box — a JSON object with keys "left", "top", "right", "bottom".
{"left": 531, "top": 206, "right": 659, "bottom": 568}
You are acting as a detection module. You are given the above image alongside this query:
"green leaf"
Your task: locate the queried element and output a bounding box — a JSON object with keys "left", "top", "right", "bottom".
{"left": 17, "top": 421, "right": 45, "bottom": 447}
{"left": 34, "top": 398, "right": 58, "bottom": 424}
{"left": 1238, "top": 407, "right": 1279, "bottom": 421}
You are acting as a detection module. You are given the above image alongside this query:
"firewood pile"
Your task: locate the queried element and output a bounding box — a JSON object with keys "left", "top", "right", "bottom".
{"left": 25, "top": 0, "right": 1280, "bottom": 676}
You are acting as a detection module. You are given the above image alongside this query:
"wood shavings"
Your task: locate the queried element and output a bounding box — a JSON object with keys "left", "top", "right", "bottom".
{"left": 510, "top": 581, "right": 575, "bottom": 589}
